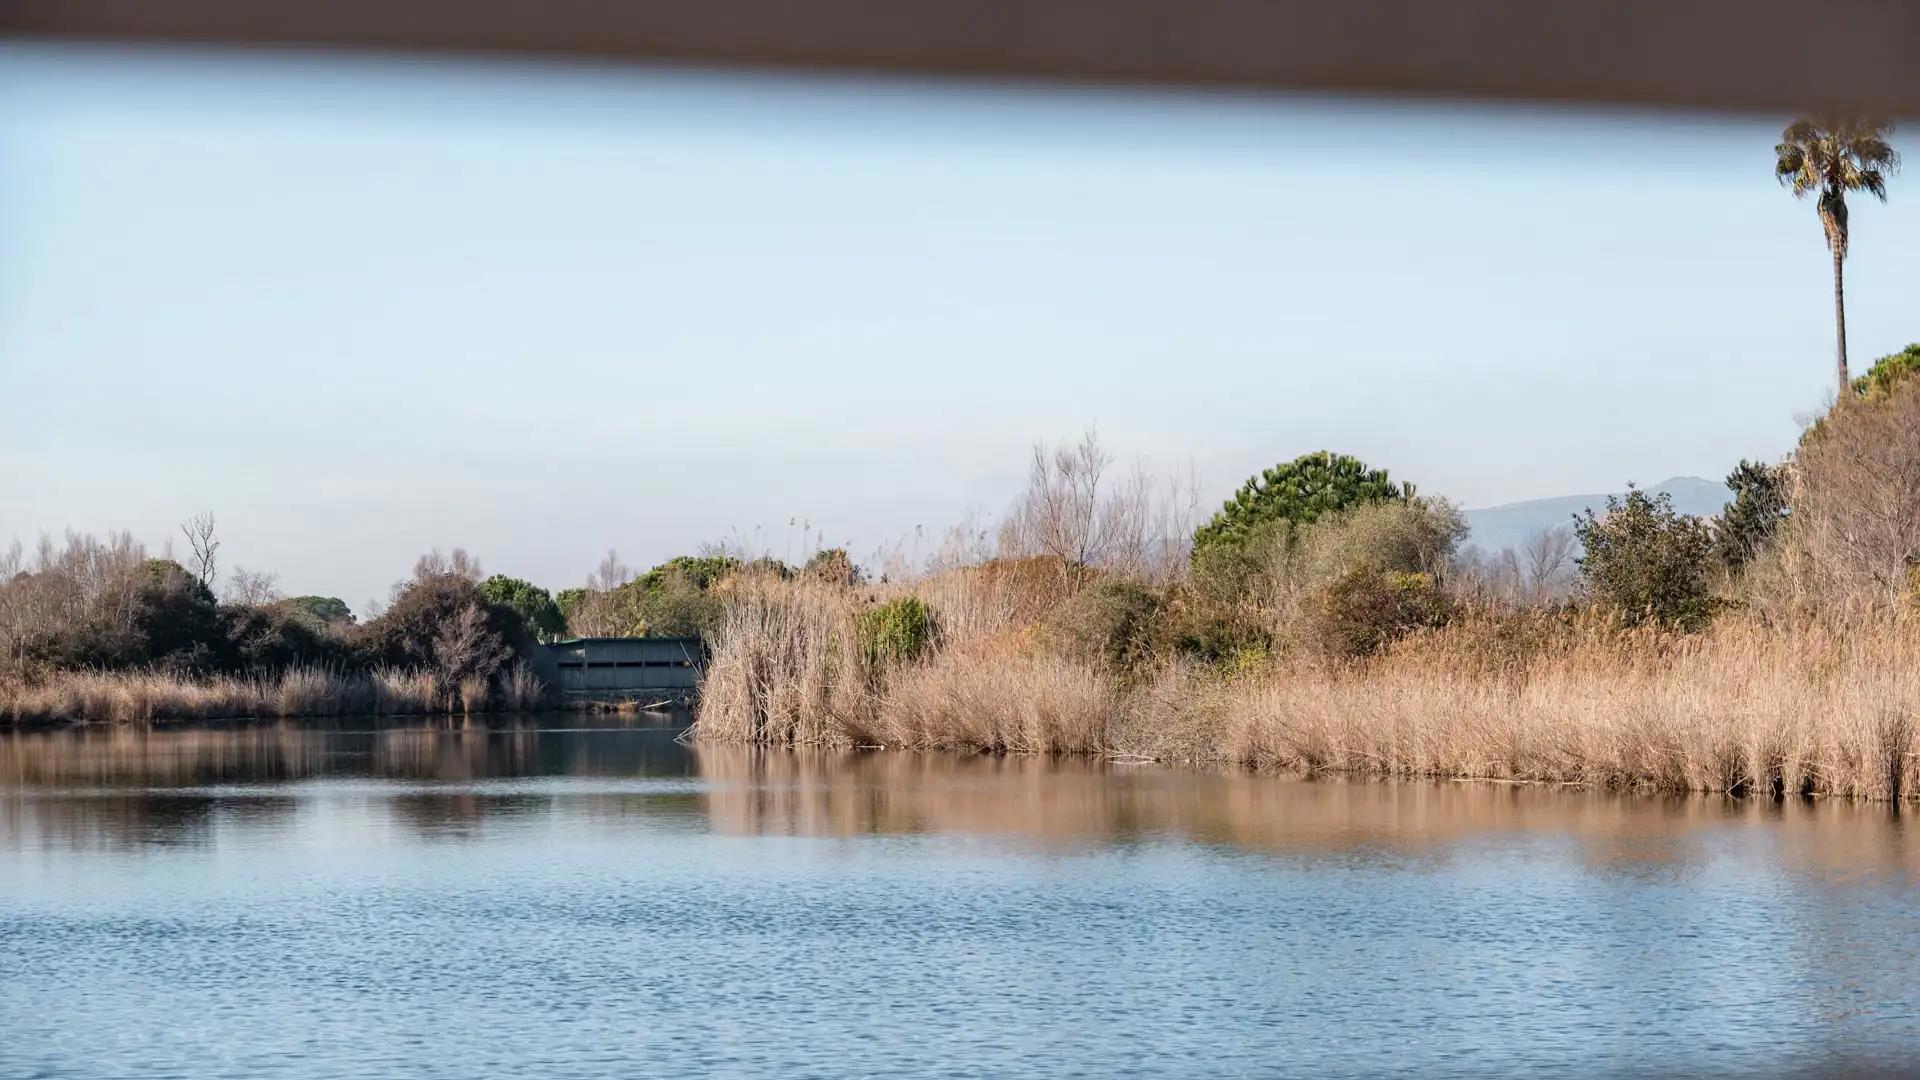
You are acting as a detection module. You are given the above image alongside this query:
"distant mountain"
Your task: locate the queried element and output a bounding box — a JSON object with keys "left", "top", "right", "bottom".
{"left": 1460, "top": 476, "right": 1732, "bottom": 554}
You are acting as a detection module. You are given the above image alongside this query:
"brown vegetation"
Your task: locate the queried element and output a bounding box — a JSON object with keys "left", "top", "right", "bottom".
{"left": 691, "top": 401, "right": 1920, "bottom": 802}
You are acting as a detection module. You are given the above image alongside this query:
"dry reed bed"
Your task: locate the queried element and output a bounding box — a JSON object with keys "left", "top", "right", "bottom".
{"left": 1171, "top": 622, "right": 1920, "bottom": 801}
{"left": 691, "top": 575, "right": 1920, "bottom": 801}
{"left": 0, "top": 663, "right": 549, "bottom": 725}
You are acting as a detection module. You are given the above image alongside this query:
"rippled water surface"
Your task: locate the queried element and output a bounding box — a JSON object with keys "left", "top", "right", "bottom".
{"left": 4, "top": 715, "right": 1920, "bottom": 1078}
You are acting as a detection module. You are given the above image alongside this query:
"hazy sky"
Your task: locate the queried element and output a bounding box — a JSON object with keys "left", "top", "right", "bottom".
{"left": 3, "top": 44, "right": 1916, "bottom": 607}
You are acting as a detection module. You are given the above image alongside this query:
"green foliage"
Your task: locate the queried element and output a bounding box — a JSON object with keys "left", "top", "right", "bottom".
{"left": 804, "top": 548, "right": 863, "bottom": 587}
{"left": 620, "top": 557, "right": 741, "bottom": 637}
{"left": 1193, "top": 451, "right": 1411, "bottom": 555}
{"left": 1852, "top": 343, "right": 1920, "bottom": 401}
{"left": 646, "top": 556, "right": 741, "bottom": 592}
{"left": 1715, "top": 460, "right": 1790, "bottom": 573}
{"left": 1774, "top": 117, "right": 1898, "bottom": 260}
{"left": 283, "top": 596, "right": 354, "bottom": 625}
{"left": 1051, "top": 578, "right": 1165, "bottom": 682}
{"left": 1574, "top": 488, "right": 1718, "bottom": 630}
{"left": 1175, "top": 531, "right": 1286, "bottom": 663}
{"left": 1178, "top": 498, "right": 1464, "bottom": 665}
{"left": 1309, "top": 565, "right": 1452, "bottom": 659}
{"left": 856, "top": 596, "right": 935, "bottom": 669}
{"left": 559, "top": 556, "right": 748, "bottom": 640}
{"left": 480, "top": 574, "right": 564, "bottom": 642}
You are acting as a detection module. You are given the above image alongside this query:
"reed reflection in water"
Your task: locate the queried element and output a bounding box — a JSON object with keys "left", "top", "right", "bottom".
{"left": 4, "top": 716, "right": 1920, "bottom": 1078}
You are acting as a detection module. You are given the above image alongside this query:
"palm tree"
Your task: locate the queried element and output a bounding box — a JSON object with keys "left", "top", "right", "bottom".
{"left": 1774, "top": 117, "right": 1899, "bottom": 398}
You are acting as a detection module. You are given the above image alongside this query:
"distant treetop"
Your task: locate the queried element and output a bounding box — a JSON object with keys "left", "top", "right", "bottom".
{"left": 1852, "top": 343, "right": 1920, "bottom": 402}
{"left": 1193, "top": 451, "right": 1412, "bottom": 554}
{"left": 284, "top": 595, "right": 354, "bottom": 625}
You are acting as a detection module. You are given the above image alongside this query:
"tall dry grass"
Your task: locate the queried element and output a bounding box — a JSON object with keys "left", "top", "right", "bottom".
{"left": 694, "top": 573, "right": 1920, "bottom": 801}
{"left": 1143, "top": 615, "right": 1920, "bottom": 800}
{"left": 0, "top": 664, "right": 551, "bottom": 725}
{"left": 692, "top": 569, "right": 1123, "bottom": 752}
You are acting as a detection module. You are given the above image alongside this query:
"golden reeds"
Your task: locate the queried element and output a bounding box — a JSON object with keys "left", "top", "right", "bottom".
{"left": 692, "top": 574, "right": 1920, "bottom": 801}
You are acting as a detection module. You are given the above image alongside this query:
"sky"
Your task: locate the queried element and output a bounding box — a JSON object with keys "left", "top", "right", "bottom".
{"left": 3, "top": 44, "right": 1917, "bottom": 608}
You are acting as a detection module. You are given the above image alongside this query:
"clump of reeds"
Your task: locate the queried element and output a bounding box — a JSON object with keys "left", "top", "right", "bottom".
{"left": 693, "top": 575, "right": 875, "bottom": 746}
{"left": 496, "top": 662, "right": 547, "bottom": 712}
{"left": 0, "top": 664, "right": 548, "bottom": 725}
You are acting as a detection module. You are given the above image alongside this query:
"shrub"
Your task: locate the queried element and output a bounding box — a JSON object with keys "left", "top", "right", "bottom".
{"left": 1308, "top": 565, "right": 1452, "bottom": 659}
{"left": 1178, "top": 498, "right": 1464, "bottom": 663}
{"left": 1574, "top": 488, "right": 1717, "bottom": 629}
{"left": 857, "top": 596, "right": 935, "bottom": 669}
{"left": 1050, "top": 578, "right": 1165, "bottom": 682}
{"left": 1193, "top": 451, "right": 1412, "bottom": 555}
{"left": 804, "top": 548, "right": 863, "bottom": 587}
{"left": 355, "top": 574, "right": 532, "bottom": 678}
{"left": 219, "top": 603, "right": 353, "bottom": 672}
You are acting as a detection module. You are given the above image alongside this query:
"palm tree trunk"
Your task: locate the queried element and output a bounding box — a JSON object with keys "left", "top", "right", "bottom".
{"left": 1833, "top": 247, "right": 1850, "bottom": 399}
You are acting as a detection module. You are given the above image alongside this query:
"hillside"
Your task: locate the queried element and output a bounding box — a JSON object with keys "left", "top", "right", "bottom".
{"left": 1461, "top": 476, "right": 1732, "bottom": 553}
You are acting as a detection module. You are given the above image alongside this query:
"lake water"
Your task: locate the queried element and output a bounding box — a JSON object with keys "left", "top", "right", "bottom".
{"left": 4, "top": 714, "right": 1919, "bottom": 1078}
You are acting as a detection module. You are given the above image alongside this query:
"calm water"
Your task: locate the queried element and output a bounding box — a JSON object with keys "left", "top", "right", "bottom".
{"left": 4, "top": 716, "right": 1920, "bottom": 1078}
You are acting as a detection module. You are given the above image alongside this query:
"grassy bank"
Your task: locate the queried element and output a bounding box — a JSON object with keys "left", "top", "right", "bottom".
{"left": 689, "top": 573, "right": 1920, "bottom": 801}
{"left": 0, "top": 664, "right": 548, "bottom": 725}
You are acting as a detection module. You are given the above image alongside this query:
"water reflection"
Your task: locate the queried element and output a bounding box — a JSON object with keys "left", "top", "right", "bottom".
{"left": 5, "top": 717, "right": 1920, "bottom": 1078}
{"left": 3, "top": 717, "right": 1916, "bottom": 881}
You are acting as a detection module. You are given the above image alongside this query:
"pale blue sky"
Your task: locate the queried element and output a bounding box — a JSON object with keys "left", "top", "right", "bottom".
{"left": 3, "top": 44, "right": 1915, "bottom": 607}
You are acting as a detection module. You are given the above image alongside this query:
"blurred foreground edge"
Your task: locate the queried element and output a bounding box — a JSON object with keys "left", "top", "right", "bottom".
{"left": 4, "top": 0, "right": 1919, "bottom": 115}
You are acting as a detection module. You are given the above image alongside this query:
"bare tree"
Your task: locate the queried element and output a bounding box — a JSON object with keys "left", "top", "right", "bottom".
{"left": 430, "top": 601, "right": 510, "bottom": 710}
{"left": 560, "top": 550, "right": 636, "bottom": 637}
{"left": 998, "top": 431, "right": 1197, "bottom": 585}
{"left": 180, "top": 512, "right": 219, "bottom": 590}
{"left": 411, "top": 547, "right": 484, "bottom": 583}
{"left": 1521, "top": 527, "right": 1577, "bottom": 602}
{"left": 1768, "top": 389, "right": 1920, "bottom": 610}
{"left": 225, "top": 567, "right": 282, "bottom": 606}
{"left": 588, "top": 549, "right": 632, "bottom": 592}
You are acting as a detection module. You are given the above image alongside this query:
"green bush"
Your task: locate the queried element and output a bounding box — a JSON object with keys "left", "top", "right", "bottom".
{"left": 1575, "top": 488, "right": 1717, "bottom": 630}
{"left": 857, "top": 596, "right": 935, "bottom": 669}
{"left": 1178, "top": 498, "right": 1464, "bottom": 665}
{"left": 1051, "top": 578, "right": 1165, "bottom": 682}
{"left": 1308, "top": 565, "right": 1453, "bottom": 659}
{"left": 1193, "top": 451, "right": 1411, "bottom": 555}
